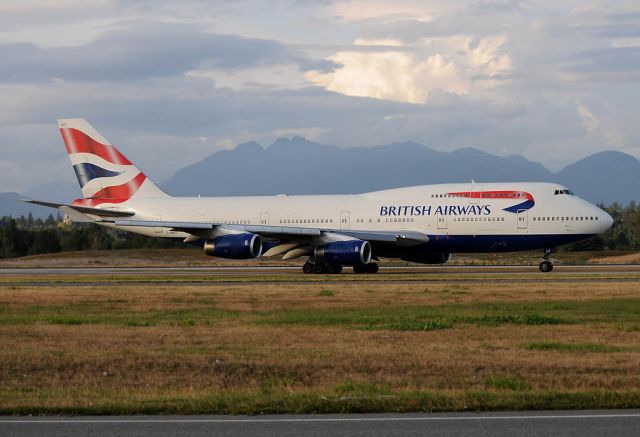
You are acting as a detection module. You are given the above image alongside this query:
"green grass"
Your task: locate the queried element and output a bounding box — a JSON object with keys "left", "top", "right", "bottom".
{"left": 525, "top": 342, "right": 626, "bottom": 353}
{"left": 257, "top": 298, "right": 640, "bottom": 331}
{"left": 487, "top": 375, "right": 529, "bottom": 391}
{"left": 46, "top": 315, "right": 92, "bottom": 325}
{"left": 359, "top": 320, "right": 454, "bottom": 331}
{"left": 334, "top": 380, "right": 392, "bottom": 396}
{"left": 2, "top": 389, "right": 640, "bottom": 415}
{"left": 0, "top": 303, "right": 239, "bottom": 327}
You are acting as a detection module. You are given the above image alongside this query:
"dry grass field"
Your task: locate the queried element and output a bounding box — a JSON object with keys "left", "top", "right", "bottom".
{"left": 1, "top": 267, "right": 640, "bottom": 414}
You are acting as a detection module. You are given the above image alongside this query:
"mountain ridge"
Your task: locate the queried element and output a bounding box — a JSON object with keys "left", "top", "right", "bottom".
{"left": 3, "top": 139, "right": 638, "bottom": 218}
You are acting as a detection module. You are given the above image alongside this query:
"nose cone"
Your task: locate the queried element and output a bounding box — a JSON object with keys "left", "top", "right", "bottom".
{"left": 601, "top": 211, "right": 613, "bottom": 233}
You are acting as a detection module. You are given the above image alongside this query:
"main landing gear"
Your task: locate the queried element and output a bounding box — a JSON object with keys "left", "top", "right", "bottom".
{"left": 302, "top": 261, "right": 379, "bottom": 274}
{"left": 539, "top": 248, "right": 555, "bottom": 273}
{"left": 353, "top": 263, "right": 379, "bottom": 274}
{"left": 302, "top": 261, "right": 342, "bottom": 274}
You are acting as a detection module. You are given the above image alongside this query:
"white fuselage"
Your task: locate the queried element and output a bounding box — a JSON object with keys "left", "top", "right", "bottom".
{"left": 111, "top": 182, "right": 612, "bottom": 254}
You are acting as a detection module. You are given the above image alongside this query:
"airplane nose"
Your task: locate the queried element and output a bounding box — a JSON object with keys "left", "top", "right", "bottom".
{"left": 601, "top": 211, "right": 613, "bottom": 232}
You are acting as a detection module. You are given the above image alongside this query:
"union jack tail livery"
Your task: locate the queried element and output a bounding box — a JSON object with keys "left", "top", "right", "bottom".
{"left": 58, "top": 119, "right": 168, "bottom": 207}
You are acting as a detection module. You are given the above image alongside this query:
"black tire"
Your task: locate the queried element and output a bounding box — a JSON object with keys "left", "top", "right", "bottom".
{"left": 326, "top": 264, "right": 342, "bottom": 274}
{"left": 335, "top": 265, "right": 343, "bottom": 274}
{"left": 314, "top": 263, "right": 326, "bottom": 274}
{"left": 353, "top": 264, "right": 366, "bottom": 274}
{"left": 302, "top": 262, "right": 313, "bottom": 274}
{"left": 539, "top": 261, "right": 553, "bottom": 273}
{"left": 365, "top": 263, "right": 379, "bottom": 274}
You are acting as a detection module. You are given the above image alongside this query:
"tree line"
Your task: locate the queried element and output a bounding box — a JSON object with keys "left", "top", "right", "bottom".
{"left": 1, "top": 202, "right": 639, "bottom": 259}
{"left": 0, "top": 214, "right": 182, "bottom": 259}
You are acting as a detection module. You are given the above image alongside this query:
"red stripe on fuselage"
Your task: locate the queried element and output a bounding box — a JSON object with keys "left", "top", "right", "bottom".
{"left": 72, "top": 172, "right": 146, "bottom": 207}
{"left": 447, "top": 190, "right": 534, "bottom": 201}
{"left": 60, "top": 127, "right": 132, "bottom": 165}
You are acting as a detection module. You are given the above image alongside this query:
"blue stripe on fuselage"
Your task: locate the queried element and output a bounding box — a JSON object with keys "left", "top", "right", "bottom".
{"left": 374, "top": 233, "right": 595, "bottom": 256}
{"left": 503, "top": 199, "right": 535, "bottom": 213}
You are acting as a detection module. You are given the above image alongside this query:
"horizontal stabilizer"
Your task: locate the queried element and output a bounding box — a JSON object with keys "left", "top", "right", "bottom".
{"left": 22, "top": 199, "right": 135, "bottom": 217}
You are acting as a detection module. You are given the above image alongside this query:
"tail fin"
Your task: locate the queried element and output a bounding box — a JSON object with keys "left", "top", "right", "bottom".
{"left": 58, "top": 119, "right": 169, "bottom": 207}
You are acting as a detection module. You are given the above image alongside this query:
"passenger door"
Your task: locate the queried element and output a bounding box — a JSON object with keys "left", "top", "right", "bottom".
{"left": 437, "top": 215, "right": 448, "bottom": 230}
{"left": 469, "top": 183, "right": 484, "bottom": 204}
{"left": 260, "top": 212, "right": 269, "bottom": 225}
{"left": 340, "top": 211, "right": 350, "bottom": 230}
{"left": 516, "top": 209, "right": 528, "bottom": 233}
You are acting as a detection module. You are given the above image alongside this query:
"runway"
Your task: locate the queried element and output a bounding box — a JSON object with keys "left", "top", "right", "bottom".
{"left": 1, "top": 264, "right": 640, "bottom": 276}
{"left": 2, "top": 411, "right": 640, "bottom": 437}
{"left": 0, "top": 264, "right": 638, "bottom": 287}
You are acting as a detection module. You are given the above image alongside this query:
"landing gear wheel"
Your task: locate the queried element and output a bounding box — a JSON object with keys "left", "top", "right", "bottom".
{"left": 539, "top": 261, "right": 553, "bottom": 273}
{"left": 539, "top": 247, "right": 555, "bottom": 273}
{"left": 302, "top": 262, "right": 313, "bottom": 274}
{"left": 325, "top": 263, "right": 338, "bottom": 274}
{"left": 364, "top": 263, "right": 379, "bottom": 274}
{"left": 325, "top": 264, "right": 342, "bottom": 274}
{"left": 313, "top": 263, "right": 326, "bottom": 274}
{"left": 353, "top": 264, "right": 366, "bottom": 274}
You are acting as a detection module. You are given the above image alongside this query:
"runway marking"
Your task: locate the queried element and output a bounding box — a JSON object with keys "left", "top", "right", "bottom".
{"left": 3, "top": 413, "right": 640, "bottom": 423}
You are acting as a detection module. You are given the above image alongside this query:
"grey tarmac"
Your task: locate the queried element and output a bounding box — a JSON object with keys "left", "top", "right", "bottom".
{"left": 1, "top": 264, "right": 640, "bottom": 276}
{"left": 2, "top": 411, "right": 640, "bottom": 437}
{"left": 0, "top": 264, "right": 638, "bottom": 287}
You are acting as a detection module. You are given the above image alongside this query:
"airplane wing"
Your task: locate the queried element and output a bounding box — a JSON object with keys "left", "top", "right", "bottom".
{"left": 110, "top": 219, "right": 428, "bottom": 245}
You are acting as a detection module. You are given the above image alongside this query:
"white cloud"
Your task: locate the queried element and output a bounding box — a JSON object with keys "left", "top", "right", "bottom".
{"left": 1, "top": 0, "right": 640, "bottom": 194}
{"left": 330, "top": 0, "right": 434, "bottom": 22}
{"left": 353, "top": 38, "right": 405, "bottom": 47}
{"left": 307, "top": 49, "right": 469, "bottom": 103}
{"left": 186, "top": 64, "right": 309, "bottom": 91}
{"left": 466, "top": 34, "right": 512, "bottom": 78}
{"left": 305, "top": 34, "right": 512, "bottom": 104}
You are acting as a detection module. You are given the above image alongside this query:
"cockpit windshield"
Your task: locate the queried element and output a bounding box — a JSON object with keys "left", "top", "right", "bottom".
{"left": 554, "top": 189, "right": 574, "bottom": 195}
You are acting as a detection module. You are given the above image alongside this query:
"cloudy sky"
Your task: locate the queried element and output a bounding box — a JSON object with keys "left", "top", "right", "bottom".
{"left": 1, "top": 0, "right": 639, "bottom": 193}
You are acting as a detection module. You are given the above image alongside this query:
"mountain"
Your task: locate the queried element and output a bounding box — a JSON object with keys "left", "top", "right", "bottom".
{"left": 163, "top": 137, "right": 638, "bottom": 204}
{"left": 556, "top": 151, "right": 640, "bottom": 205}
{"left": 3, "top": 141, "right": 638, "bottom": 218}
{"left": 23, "top": 180, "right": 81, "bottom": 204}
{"left": 164, "top": 137, "right": 555, "bottom": 196}
{"left": 0, "top": 180, "right": 79, "bottom": 219}
{"left": 0, "top": 192, "right": 60, "bottom": 219}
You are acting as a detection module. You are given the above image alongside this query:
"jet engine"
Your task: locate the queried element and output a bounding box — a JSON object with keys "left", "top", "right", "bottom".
{"left": 204, "top": 233, "right": 262, "bottom": 259}
{"left": 401, "top": 253, "right": 451, "bottom": 264}
{"left": 315, "top": 240, "right": 371, "bottom": 266}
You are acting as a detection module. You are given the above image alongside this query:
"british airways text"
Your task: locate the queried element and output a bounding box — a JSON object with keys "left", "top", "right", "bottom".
{"left": 379, "top": 205, "right": 491, "bottom": 216}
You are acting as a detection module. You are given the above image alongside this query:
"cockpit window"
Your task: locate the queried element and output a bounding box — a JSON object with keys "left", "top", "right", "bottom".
{"left": 554, "top": 189, "right": 575, "bottom": 195}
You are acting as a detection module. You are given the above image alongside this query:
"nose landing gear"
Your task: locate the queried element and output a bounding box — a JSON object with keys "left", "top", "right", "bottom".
{"left": 539, "top": 248, "right": 555, "bottom": 272}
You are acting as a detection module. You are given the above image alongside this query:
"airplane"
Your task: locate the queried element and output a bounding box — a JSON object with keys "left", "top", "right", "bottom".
{"left": 25, "top": 119, "right": 614, "bottom": 274}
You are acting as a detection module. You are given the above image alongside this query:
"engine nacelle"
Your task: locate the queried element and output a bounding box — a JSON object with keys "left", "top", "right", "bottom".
{"left": 315, "top": 240, "right": 372, "bottom": 266}
{"left": 401, "top": 253, "right": 451, "bottom": 264}
{"left": 204, "top": 233, "right": 262, "bottom": 259}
